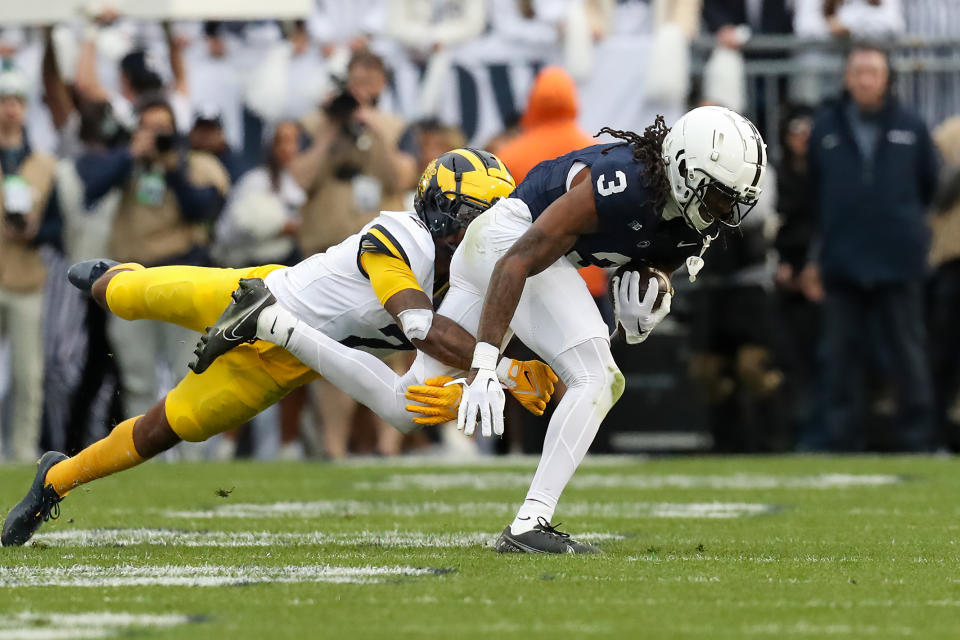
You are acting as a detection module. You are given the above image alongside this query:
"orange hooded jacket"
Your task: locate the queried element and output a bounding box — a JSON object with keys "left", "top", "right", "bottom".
{"left": 497, "top": 66, "right": 607, "bottom": 297}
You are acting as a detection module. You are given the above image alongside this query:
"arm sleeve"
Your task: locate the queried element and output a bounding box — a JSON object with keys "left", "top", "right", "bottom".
{"left": 360, "top": 251, "right": 424, "bottom": 305}
{"left": 279, "top": 315, "right": 423, "bottom": 434}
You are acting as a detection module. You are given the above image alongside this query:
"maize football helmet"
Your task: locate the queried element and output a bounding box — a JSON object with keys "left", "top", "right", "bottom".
{"left": 414, "top": 148, "right": 515, "bottom": 237}
{"left": 661, "top": 106, "right": 767, "bottom": 233}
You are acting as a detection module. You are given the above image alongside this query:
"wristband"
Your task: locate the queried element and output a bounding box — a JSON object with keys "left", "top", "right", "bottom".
{"left": 471, "top": 342, "right": 499, "bottom": 371}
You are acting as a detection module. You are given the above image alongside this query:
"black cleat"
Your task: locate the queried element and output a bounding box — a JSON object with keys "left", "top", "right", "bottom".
{"left": 188, "top": 278, "right": 276, "bottom": 375}
{"left": 2, "top": 451, "right": 69, "bottom": 547}
{"left": 494, "top": 517, "right": 602, "bottom": 554}
{"left": 67, "top": 259, "right": 119, "bottom": 292}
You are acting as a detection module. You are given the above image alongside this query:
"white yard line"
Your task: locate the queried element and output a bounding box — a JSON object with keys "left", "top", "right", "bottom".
{"left": 336, "top": 454, "right": 650, "bottom": 468}
{"left": 0, "top": 564, "right": 441, "bottom": 588}
{"left": 742, "top": 622, "right": 915, "bottom": 636}
{"left": 354, "top": 472, "right": 903, "bottom": 492}
{"left": 160, "top": 500, "right": 776, "bottom": 520}
{"left": 31, "top": 529, "right": 623, "bottom": 548}
{"left": 0, "top": 612, "right": 189, "bottom": 640}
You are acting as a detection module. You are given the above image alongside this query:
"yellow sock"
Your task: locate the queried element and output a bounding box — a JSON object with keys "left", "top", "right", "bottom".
{"left": 45, "top": 416, "right": 145, "bottom": 497}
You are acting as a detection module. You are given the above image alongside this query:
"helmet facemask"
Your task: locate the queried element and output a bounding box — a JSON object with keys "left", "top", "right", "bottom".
{"left": 416, "top": 172, "right": 498, "bottom": 238}
{"left": 677, "top": 164, "right": 759, "bottom": 234}
{"left": 415, "top": 148, "right": 515, "bottom": 242}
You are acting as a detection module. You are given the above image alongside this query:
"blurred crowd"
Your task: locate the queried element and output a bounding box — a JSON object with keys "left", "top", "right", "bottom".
{"left": 0, "top": 0, "right": 959, "bottom": 461}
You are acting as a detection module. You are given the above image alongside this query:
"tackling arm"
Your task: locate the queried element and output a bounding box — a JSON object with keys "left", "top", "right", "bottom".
{"left": 360, "top": 250, "right": 474, "bottom": 370}
{"left": 382, "top": 288, "right": 474, "bottom": 371}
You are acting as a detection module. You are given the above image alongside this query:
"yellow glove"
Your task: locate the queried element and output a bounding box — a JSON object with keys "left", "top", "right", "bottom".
{"left": 404, "top": 359, "right": 560, "bottom": 425}
{"left": 497, "top": 358, "right": 559, "bottom": 416}
{"left": 405, "top": 376, "right": 461, "bottom": 425}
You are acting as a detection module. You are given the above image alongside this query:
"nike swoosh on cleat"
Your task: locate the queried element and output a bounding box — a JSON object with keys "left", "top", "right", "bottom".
{"left": 677, "top": 241, "right": 698, "bottom": 248}
{"left": 270, "top": 317, "right": 278, "bottom": 334}
{"left": 224, "top": 304, "right": 263, "bottom": 342}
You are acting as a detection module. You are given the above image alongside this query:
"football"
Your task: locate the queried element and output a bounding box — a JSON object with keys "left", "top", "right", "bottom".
{"left": 609, "top": 263, "right": 674, "bottom": 312}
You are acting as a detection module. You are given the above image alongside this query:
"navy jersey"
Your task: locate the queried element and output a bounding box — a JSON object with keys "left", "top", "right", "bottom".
{"left": 512, "top": 143, "right": 705, "bottom": 272}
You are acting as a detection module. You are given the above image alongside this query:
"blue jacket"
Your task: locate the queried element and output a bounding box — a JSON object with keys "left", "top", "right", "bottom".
{"left": 810, "top": 95, "right": 938, "bottom": 286}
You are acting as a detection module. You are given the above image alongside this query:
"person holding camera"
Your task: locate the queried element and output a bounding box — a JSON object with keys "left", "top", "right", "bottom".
{"left": 291, "top": 49, "right": 414, "bottom": 257}
{"left": 80, "top": 97, "right": 229, "bottom": 421}
{"left": 0, "top": 69, "right": 56, "bottom": 462}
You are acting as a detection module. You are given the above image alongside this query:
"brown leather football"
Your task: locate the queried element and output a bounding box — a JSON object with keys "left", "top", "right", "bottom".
{"left": 608, "top": 263, "right": 674, "bottom": 311}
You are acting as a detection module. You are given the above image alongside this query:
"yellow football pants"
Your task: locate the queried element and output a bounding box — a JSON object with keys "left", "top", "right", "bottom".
{"left": 106, "top": 264, "right": 319, "bottom": 442}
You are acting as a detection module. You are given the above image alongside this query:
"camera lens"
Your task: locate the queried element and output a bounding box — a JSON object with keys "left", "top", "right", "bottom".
{"left": 155, "top": 133, "right": 176, "bottom": 153}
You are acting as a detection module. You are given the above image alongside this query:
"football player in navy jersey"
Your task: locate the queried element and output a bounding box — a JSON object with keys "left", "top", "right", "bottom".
{"left": 453, "top": 105, "right": 767, "bottom": 552}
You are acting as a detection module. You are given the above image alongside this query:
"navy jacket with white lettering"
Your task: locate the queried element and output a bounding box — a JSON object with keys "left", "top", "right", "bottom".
{"left": 809, "top": 95, "right": 939, "bottom": 286}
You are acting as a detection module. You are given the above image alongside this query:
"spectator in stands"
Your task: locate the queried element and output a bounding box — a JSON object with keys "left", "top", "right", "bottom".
{"left": 188, "top": 105, "right": 246, "bottom": 182}
{"left": 212, "top": 121, "right": 303, "bottom": 269}
{"left": 182, "top": 21, "right": 247, "bottom": 154}
{"left": 0, "top": 69, "right": 56, "bottom": 462}
{"left": 291, "top": 49, "right": 413, "bottom": 257}
{"left": 794, "top": 0, "right": 905, "bottom": 39}
{"left": 773, "top": 105, "right": 821, "bottom": 445}
{"left": 81, "top": 97, "right": 228, "bottom": 420}
{"left": 703, "top": 0, "right": 794, "bottom": 49}
{"left": 803, "top": 44, "right": 938, "bottom": 451}
{"left": 75, "top": 15, "right": 191, "bottom": 133}
{"left": 497, "top": 67, "right": 593, "bottom": 183}
{"left": 928, "top": 115, "right": 960, "bottom": 450}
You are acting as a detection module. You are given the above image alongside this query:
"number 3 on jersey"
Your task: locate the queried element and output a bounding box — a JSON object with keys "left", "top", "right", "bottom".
{"left": 596, "top": 171, "right": 627, "bottom": 197}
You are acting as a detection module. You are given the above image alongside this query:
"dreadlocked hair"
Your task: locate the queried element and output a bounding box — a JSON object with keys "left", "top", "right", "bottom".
{"left": 596, "top": 115, "right": 672, "bottom": 211}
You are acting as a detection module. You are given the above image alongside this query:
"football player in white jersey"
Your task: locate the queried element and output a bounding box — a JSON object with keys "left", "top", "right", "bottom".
{"left": 190, "top": 107, "right": 768, "bottom": 555}
{"left": 1, "top": 149, "right": 557, "bottom": 547}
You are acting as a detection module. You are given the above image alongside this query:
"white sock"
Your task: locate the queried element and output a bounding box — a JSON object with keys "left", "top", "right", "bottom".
{"left": 256, "top": 303, "right": 299, "bottom": 349}
{"left": 510, "top": 499, "right": 555, "bottom": 534}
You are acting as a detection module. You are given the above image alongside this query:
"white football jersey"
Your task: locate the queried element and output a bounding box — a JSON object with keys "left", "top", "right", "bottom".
{"left": 264, "top": 211, "right": 435, "bottom": 356}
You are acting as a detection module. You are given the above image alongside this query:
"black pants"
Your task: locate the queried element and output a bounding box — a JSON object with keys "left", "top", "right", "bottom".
{"left": 929, "top": 260, "right": 960, "bottom": 450}
{"left": 810, "top": 280, "right": 935, "bottom": 452}
{"left": 64, "top": 298, "right": 123, "bottom": 455}
{"left": 776, "top": 290, "right": 820, "bottom": 447}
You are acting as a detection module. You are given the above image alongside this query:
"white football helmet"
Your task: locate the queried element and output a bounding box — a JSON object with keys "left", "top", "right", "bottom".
{"left": 661, "top": 106, "right": 767, "bottom": 233}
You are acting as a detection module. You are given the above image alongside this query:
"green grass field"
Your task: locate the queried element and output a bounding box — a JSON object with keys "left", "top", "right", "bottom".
{"left": 1, "top": 455, "right": 960, "bottom": 639}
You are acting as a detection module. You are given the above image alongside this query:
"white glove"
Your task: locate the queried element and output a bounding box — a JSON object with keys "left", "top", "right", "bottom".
{"left": 456, "top": 342, "right": 506, "bottom": 437}
{"left": 612, "top": 272, "right": 672, "bottom": 344}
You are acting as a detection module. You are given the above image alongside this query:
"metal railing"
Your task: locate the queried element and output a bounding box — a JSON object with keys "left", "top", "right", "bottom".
{"left": 689, "top": 35, "right": 960, "bottom": 159}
